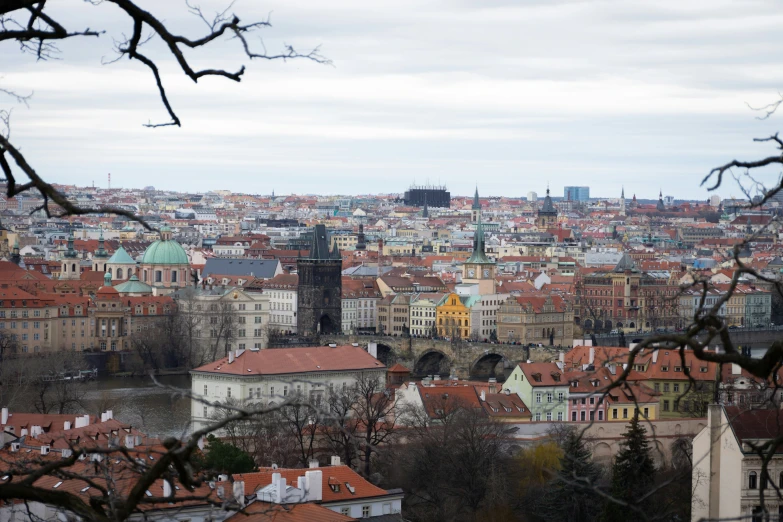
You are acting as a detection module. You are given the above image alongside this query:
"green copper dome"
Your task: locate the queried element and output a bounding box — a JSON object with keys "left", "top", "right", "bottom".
{"left": 114, "top": 275, "right": 153, "bottom": 294}
{"left": 141, "top": 239, "right": 188, "bottom": 265}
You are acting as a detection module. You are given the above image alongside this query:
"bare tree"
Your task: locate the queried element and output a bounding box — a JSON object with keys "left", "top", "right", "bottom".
{"left": 0, "top": 1, "right": 328, "bottom": 225}
{"left": 351, "top": 373, "right": 398, "bottom": 477}
{"left": 25, "top": 352, "right": 89, "bottom": 414}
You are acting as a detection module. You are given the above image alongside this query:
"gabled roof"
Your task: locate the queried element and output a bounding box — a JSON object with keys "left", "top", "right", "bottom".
{"left": 191, "top": 345, "right": 385, "bottom": 376}
{"left": 203, "top": 258, "right": 280, "bottom": 279}
{"left": 613, "top": 252, "right": 640, "bottom": 273}
{"left": 234, "top": 465, "right": 392, "bottom": 503}
{"left": 106, "top": 245, "right": 136, "bottom": 265}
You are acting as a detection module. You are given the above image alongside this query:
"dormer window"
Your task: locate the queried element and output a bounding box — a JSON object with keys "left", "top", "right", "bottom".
{"left": 661, "top": 366, "right": 669, "bottom": 372}
{"left": 674, "top": 367, "right": 682, "bottom": 372}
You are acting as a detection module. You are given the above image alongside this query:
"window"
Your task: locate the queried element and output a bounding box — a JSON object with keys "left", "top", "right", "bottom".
{"left": 557, "top": 412, "right": 563, "bottom": 421}
{"left": 612, "top": 409, "right": 618, "bottom": 419}
{"left": 749, "top": 471, "right": 758, "bottom": 489}
{"left": 598, "top": 411, "right": 604, "bottom": 421}
{"left": 203, "top": 406, "right": 208, "bottom": 417}
{"left": 643, "top": 407, "right": 649, "bottom": 418}
{"left": 227, "top": 387, "right": 232, "bottom": 398}
{"left": 673, "top": 383, "right": 680, "bottom": 393}
{"left": 340, "top": 507, "right": 350, "bottom": 516}
{"left": 663, "top": 400, "right": 670, "bottom": 412}
{"left": 622, "top": 408, "right": 628, "bottom": 419}
{"left": 535, "top": 393, "right": 542, "bottom": 404}
{"left": 546, "top": 412, "right": 552, "bottom": 421}
{"left": 203, "top": 385, "right": 208, "bottom": 395}
{"left": 663, "top": 383, "right": 670, "bottom": 392}
{"left": 535, "top": 413, "right": 541, "bottom": 421}
{"left": 362, "top": 505, "right": 371, "bottom": 518}
{"left": 547, "top": 393, "right": 553, "bottom": 403}
{"left": 558, "top": 392, "right": 564, "bottom": 402}
{"left": 580, "top": 411, "right": 586, "bottom": 421}
{"left": 271, "top": 386, "right": 275, "bottom": 397}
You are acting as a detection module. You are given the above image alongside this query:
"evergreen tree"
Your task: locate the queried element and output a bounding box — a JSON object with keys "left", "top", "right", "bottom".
{"left": 197, "top": 435, "right": 256, "bottom": 474}
{"left": 536, "top": 428, "right": 603, "bottom": 522}
{"left": 603, "top": 414, "right": 656, "bottom": 521}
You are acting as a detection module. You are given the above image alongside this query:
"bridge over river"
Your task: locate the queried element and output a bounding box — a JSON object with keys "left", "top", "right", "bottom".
{"left": 274, "top": 327, "right": 783, "bottom": 381}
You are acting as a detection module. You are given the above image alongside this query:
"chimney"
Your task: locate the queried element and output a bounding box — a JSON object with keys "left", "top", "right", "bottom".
{"left": 480, "top": 390, "right": 486, "bottom": 401}
{"left": 331, "top": 455, "right": 341, "bottom": 466}
{"left": 275, "top": 476, "right": 286, "bottom": 504}
{"left": 10, "top": 442, "right": 19, "bottom": 452}
{"left": 558, "top": 352, "right": 564, "bottom": 363}
{"left": 308, "top": 458, "right": 319, "bottom": 469}
{"left": 64, "top": 421, "right": 71, "bottom": 431}
{"left": 31, "top": 425, "right": 43, "bottom": 438}
{"left": 609, "top": 364, "right": 616, "bottom": 375}
{"left": 233, "top": 481, "right": 245, "bottom": 507}
{"left": 40, "top": 445, "right": 50, "bottom": 456}
{"left": 228, "top": 351, "right": 234, "bottom": 364}
{"left": 20, "top": 428, "right": 27, "bottom": 437}
{"left": 652, "top": 350, "right": 659, "bottom": 364}
{"left": 163, "top": 480, "right": 172, "bottom": 497}
{"left": 305, "top": 470, "right": 323, "bottom": 502}
{"left": 368, "top": 342, "right": 378, "bottom": 358}
{"left": 297, "top": 476, "right": 307, "bottom": 499}
{"left": 589, "top": 347, "right": 595, "bottom": 365}
{"left": 732, "top": 363, "right": 742, "bottom": 375}
{"left": 1, "top": 407, "right": 7, "bottom": 425}
{"left": 61, "top": 449, "right": 72, "bottom": 458}
{"left": 125, "top": 434, "right": 135, "bottom": 448}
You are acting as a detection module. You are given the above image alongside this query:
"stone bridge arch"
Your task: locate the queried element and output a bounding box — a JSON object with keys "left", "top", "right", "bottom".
{"left": 470, "top": 352, "right": 508, "bottom": 381}
{"left": 413, "top": 349, "right": 452, "bottom": 379}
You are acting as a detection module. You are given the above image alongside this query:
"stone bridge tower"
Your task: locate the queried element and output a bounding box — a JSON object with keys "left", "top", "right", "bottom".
{"left": 297, "top": 224, "right": 343, "bottom": 336}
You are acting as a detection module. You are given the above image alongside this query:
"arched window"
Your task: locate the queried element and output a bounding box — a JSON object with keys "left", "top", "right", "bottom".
{"left": 749, "top": 471, "right": 757, "bottom": 489}
{"left": 116, "top": 268, "right": 123, "bottom": 280}
{"left": 143, "top": 270, "right": 148, "bottom": 282}
{"left": 171, "top": 270, "right": 178, "bottom": 283}
{"left": 155, "top": 271, "right": 162, "bottom": 283}
{"left": 71, "top": 263, "right": 76, "bottom": 273}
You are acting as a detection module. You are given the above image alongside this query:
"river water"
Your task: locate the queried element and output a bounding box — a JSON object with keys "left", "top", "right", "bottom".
{"left": 81, "top": 374, "right": 192, "bottom": 439}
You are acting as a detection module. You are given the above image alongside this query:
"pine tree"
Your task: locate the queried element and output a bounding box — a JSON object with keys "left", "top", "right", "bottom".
{"left": 603, "top": 414, "right": 656, "bottom": 522}
{"left": 537, "top": 428, "right": 603, "bottom": 522}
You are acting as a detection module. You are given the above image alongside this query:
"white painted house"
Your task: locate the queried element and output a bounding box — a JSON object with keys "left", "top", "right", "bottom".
{"left": 692, "top": 404, "right": 783, "bottom": 521}
{"left": 189, "top": 345, "right": 387, "bottom": 431}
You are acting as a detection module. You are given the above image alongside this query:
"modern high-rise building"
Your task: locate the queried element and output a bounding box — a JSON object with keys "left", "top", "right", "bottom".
{"left": 403, "top": 184, "right": 450, "bottom": 207}
{"left": 564, "top": 186, "right": 590, "bottom": 201}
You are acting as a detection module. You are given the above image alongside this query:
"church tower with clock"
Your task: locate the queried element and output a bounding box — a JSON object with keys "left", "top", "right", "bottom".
{"left": 462, "top": 216, "right": 496, "bottom": 294}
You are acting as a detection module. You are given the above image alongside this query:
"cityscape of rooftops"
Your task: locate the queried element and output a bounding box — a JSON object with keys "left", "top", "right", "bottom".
{"left": 2, "top": 2, "right": 783, "bottom": 521}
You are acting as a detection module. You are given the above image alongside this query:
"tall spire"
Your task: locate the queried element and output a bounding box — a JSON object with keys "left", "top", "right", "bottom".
{"left": 467, "top": 214, "right": 491, "bottom": 264}
{"left": 621, "top": 186, "right": 625, "bottom": 199}
{"left": 96, "top": 227, "right": 108, "bottom": 258}
{"left": 472, "top": 186, "right": 481, "bottom": 210}
{"left": 65, "top": 226, "right": 77, "bottom": 258}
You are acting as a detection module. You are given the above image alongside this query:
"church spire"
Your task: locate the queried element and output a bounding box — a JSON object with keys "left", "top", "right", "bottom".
{"left": 472, "top": 186, "right": 481, "bottom": 210}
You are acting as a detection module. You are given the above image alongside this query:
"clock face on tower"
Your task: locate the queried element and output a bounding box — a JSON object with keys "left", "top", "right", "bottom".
{"left": 468, "top": 269, "right": 475, "bottom": 278}
{"left": 483, "top": 269, "right": 490, "bottom": 277}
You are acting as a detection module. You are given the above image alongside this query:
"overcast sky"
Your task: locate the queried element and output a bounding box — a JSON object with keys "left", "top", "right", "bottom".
{"left": 3, "top": 0, "right": 783, "bottom": 199}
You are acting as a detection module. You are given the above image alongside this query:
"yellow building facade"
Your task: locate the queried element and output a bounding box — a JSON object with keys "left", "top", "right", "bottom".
{"left": 436, "top": 293, "right": 471, "bottom": 339}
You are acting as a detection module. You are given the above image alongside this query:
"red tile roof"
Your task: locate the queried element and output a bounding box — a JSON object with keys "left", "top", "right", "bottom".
{"left": 234, "top": 465, "right": 390, "bottom": 503}
{"left": 191, "top": 346, "right": 385, "bottom": 376}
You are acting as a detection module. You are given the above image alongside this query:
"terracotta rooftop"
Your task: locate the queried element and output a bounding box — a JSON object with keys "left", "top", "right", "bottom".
{"left": 191, "top": 346, "right": 385, "bottom": 376}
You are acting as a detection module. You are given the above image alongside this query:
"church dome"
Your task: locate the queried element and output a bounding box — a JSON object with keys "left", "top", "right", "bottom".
{"left": 141, "top": 232, "right": 188, "bottom": 265}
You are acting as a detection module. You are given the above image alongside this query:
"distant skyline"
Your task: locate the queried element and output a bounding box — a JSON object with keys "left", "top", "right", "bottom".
{"left": 3, "top": 0, "right": 783, "bottom": 199}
